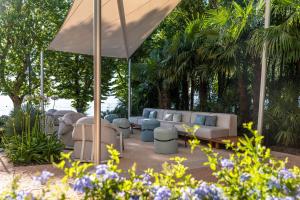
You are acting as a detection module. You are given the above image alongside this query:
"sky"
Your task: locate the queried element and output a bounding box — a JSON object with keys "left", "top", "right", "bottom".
{"left": 0, "top": 95, "right": 119, "bottom": 116}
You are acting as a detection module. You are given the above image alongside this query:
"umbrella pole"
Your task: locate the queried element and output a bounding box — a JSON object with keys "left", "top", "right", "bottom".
{"left": 93, "top": 0, "right": 102, "bottom": 164}
{"left": 128, "top": 58, "right": 131, "bottom": 118}
{"left": 257, "top": 0, "right": 271, "bottom": 135}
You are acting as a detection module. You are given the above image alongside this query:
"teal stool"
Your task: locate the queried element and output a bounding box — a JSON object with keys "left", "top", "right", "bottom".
{"left": 104, "top": 114, "right": 119, "bottom": 123}
{"left": 154, "top": 127, "right": 178, "bottom": 154}
{"left": 141, "top": 119, "right": 160, "bottom": 142}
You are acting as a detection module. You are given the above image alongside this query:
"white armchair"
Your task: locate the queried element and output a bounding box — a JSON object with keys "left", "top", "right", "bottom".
{"left": 72, "top": 117, "right": 122, "bottom": 162}
{"left": 57, "top": 112, "right": 85, "bottom": 148}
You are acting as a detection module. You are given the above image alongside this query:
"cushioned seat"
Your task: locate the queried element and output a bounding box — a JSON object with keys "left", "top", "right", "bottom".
{"left": 159, "top": 120, "right": 182, "bottom": 128}
{"left": 174, "top": 124, "right": 229, "bottom": 139}
{"left": 154, "top": 127, "right": 178, "bottom": 154}
{"left": 72, "top": 117, "right": 121, "bottom": 162}
{"left": 141, "top": 119, "right": 160, "bottom": 142}
{"left": 57, "top": 112, "right": 85, "bottom": 148}
{"left": 195, "top": 126, "right": 228, "bottom": 139}
{"left": 113, "top": 118, "right": 131, "bottom": 138}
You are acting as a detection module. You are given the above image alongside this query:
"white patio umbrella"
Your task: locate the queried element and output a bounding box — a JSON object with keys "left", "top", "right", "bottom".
{"left": 49, "top": 0, "right": 181, "bottom": 163}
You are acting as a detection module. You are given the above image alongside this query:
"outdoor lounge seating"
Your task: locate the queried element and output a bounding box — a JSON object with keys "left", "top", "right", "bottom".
{"left": 141, "top": 119, "right": 160, "bottom": 142}
{"left": 112, "top": 118, "right": 131, "bottom": 138}
{"left": 130, "top": 108, "right": 237, "bottom": 140}
{"left": 72, "top": 117, "right": 122, "bottom": 162}
{"left": 57, "top": 112, "right": 85, "bottom": 148}
{"left": 45, "top": 109, "right": 74, "bottom": 134}
{"left": 154, "top": 127, "right": 178, "bottom": 154}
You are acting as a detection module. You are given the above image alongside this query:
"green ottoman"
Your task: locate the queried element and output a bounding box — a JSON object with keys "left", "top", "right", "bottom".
{"left": 141, "top": 119, "right": 160, "bottom": 142}
{"left": 154, "top": 127, "right": 178, "bottom": 154}
{"left": 113, "top": 118, "right": 131, "bottom": 138}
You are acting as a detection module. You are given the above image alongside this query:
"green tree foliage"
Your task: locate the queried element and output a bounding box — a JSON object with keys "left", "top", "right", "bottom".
{"left": 0, "top": 0, "right": 71, "bottom": 108}
{"left": 112, "top": 0, "right": 299, "bottom": 146}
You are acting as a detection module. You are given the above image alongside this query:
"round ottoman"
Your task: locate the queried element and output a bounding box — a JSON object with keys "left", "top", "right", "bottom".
{"left": 104, "top": 114, "right": 119, "bottom": 123}
{"left": 154, "top": 127, "right": 178, "bottom": 154}
{"left": 141, "top": 119, "right": 160, "bottom": 142}
{"left": 112, "top": 118, "right": 131, "bottom": 138}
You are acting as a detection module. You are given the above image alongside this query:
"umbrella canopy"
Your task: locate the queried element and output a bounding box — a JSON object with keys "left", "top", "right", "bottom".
{"left": 49, "top": 0, "right": 181, "bottom": 59}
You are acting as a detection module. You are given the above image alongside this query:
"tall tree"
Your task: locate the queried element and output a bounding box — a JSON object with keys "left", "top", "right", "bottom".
{"left": 0, "top": 0, "right": 71, "bottom": 108}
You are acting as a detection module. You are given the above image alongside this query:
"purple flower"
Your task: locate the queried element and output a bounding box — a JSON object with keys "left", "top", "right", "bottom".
{"left": 268, "top": 177, "right": 281, "bottom": 190}
{"left": 240, "top": 173, "right": 251, "bottom": 182}
{"left": 95, "top": 164, "right": 108, "bottom": 175}
{"left": 278, "top": 169, "right": 295, "bottom": 180}
{"left": 33, "top": 171, "right": 54, "bottom": 185}
{"left": 296, "top": 186, "right": 300, "bottom": 199}
{"left": 15, "top": 191, "right": 33, "bottom": 200}
{"left": 220, "top": 159, "right": 234, "bottom": 169}
{"left": 141, "top": 173, "right": 152, "bottom": 186}
{"left": 180, "top": 187, "right": 193, "bottom": 200}
{"left": 154, "top": 186, "right": 171, "bottom": 200}
{"left": 129, "top": 195, "right": 140, "bottom": 200}
{"left": 103, "top": 171, "right": 119, "bottom": 180}
{"left": 73, "top": 176, "right": 94, "bottom": 193}
{"left": 4, "top": 195, "right": 13, "bottom": 200}
{"left": 193, "top": 182, "right": 225, "bottom": 200}
{"left": 267, "top": 196, "right": 295, "bottom": 200}
{"left": 117, "top": 192, "right": 125, "bottom": 198}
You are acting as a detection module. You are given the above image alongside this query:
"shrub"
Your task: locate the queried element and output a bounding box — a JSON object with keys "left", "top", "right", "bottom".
{"left": 0, "top": 115, "right": 9, "bottom": 128}
{"left": 2, "top": 112, "right": 64, "bottom": 165}
{"left": 0, "top": 123, "right": 299, "bottom": 199}
{"left": 4, "top": 104, "right": 40, "bottom": 136}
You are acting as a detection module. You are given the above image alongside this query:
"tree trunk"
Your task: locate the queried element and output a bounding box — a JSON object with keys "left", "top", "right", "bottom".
{"left": 238, "top": 69, "right": 251, "bottom": 124}
{"left": 252, "top": 57, "right": 262, "bottom": 124}
{"left": 217, "top": 71, "right": 226, "bottom": 102}
{"left": 190, "top": 78, "right": 195, "bottom": 111}
{"left": 182, "top": 77, "right": 189, "bottom": 110}
{"left": 199, "top": 80, "right": 208, "bottom": 111}
{"left": 158, "top": 84, "right": 170, "bottom": 109}
{"left": 10, "top": 95, "right": 23, "bottom": 109}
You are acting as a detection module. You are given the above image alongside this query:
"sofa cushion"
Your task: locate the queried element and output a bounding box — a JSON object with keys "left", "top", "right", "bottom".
{"left": 129, "top": 117, "right": 143, "bottom": 124}
{"left": 173, "top": 113, "right": 182, "bottom": 122}
{"left": 205, "top": 115, "right": 217, "bottom": 126}
{"left": 149, "top": 111, "right": 157, "bottom": 119}
{"left": 163, "top": 110, "right": 192, "bottom": 123}
{"left": 163, "top": 113, "right": 173, "bottom": 121}
{"left": 195, "top": 126, "right": 228, "bottom": 139}
{"left": 174, "top": 124, "right": 192, "bottom": 133}
{"left": 160, "top": 121, "right": 181, "bottom": 128}
{"left": 142, "top": 110, "right": 150, "bottom": 118}
{"left": 194, "top": 114, "right": 206, "bottom": 125}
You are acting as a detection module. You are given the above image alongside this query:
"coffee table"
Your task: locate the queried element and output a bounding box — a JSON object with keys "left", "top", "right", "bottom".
{"left": 178, "top": 131, "right": 189, "bottom": 147}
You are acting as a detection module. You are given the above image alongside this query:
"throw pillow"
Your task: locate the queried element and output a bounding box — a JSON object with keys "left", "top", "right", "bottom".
{"left": 173, "top": 113, "right": 182, "bottom": 122}
{"left": 163, "top": 113, "right": 173, "bottom": 121}
{"left": 142, "top": 110, "right": 151, "bottom": 118}
{"left": 194, "top": 115, "right": 206, "bottom": 125}
{"left": 205, "top": 115, "right": 217, "bottom": 126}
{"left": 149, "top": 111, "right": 157, "bottom": 119}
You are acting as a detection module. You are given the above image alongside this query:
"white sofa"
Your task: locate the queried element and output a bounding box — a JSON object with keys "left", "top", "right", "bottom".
{"left": 129, "top": 108, "right": 237, "bottom": 139}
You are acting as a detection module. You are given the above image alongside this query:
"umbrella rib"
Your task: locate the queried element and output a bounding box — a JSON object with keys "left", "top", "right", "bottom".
{"left": 117, "top": 0, "right": 130, "bottom": 58}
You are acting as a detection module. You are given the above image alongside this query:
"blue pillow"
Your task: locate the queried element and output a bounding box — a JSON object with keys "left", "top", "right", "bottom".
{"left": 205, "top": 116, "right": 217, "bottom": 126}
{"left": 142, "top": 110, "right": 150, "bottom": 118}
{"left": 194, "top": 115, "right": 206, "bottom": 125}
{"left": 149, "top": 111, "right": 157, "bottom": 119}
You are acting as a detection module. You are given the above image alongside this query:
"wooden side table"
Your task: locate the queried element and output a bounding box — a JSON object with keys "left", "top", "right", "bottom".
{"left": 211, "top": 136, "right": 240, "bottom": 149}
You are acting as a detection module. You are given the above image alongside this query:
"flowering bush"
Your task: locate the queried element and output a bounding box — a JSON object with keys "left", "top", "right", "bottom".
{"left": 0, "top": 123, "right": 299, "bottom": 200}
